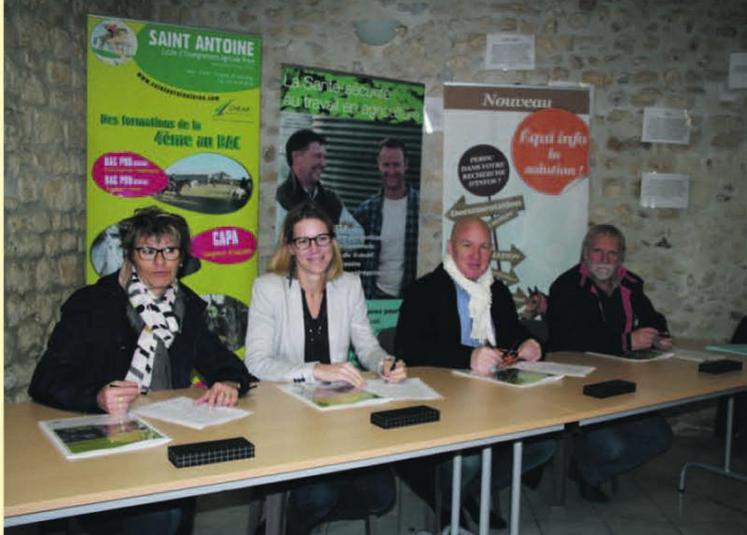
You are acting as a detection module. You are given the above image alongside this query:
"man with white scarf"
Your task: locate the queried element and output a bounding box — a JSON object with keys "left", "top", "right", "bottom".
{"left": 395, "top": 216, "right": 555, "bottom": 531}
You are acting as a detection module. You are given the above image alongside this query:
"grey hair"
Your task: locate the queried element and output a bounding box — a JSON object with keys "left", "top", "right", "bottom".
{"left": 581, "top": 224, "right": 626, "bottom": 262}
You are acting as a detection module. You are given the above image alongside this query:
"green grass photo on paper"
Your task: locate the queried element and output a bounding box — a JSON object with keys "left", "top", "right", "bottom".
{"left": 311, "top": 383, "right": 381, "bottom": 407}
{"left": 55, "top": 421, "right": 164, "bottom": 454}
{"left": 495, "top": 369, "right": 552, "bottom": 385}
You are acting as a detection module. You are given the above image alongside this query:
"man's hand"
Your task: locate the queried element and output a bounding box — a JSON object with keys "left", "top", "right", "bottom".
{"left": 654, "top": 333, "right": 673, "bottom": 350}
{"left": 313, "top": 362, "right": 365, "bottom": 388}
{"left": 470, "top": 346, "right": 501, "bottom": 375}
{"left": 631, "top": 327, "right": 659, "bottom": 351}
{"left": 195, "top": 381, "right": 240, "bottom": 408}
{"left": 516, "top": 338, "right": 542, "bottom": 362}
{"left": 96, "top": 380, "right": 140, "bottom": 416}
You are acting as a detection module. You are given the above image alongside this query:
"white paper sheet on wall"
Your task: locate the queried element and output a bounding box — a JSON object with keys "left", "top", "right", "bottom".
{"left": 641, "top": 107, "right": 690, "bottom": 145}
{"left": 485, "top": 34, "right": 535, "bottom": 70}
{"left": 640, "top": 172, "right": 689, "bottom": 209}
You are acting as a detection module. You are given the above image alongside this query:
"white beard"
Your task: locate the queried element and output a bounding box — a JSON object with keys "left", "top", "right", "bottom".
{"left": 590, "top": 263, "right": 616, "bottom": 281}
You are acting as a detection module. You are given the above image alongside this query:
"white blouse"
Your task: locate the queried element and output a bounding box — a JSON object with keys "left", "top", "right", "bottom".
{"left": 244, "top": 272, "right": 388, "bottom": 383}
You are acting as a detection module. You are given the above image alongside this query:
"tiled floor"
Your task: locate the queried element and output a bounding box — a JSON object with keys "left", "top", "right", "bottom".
{"left": 190, "top": 434, "right": 747, "bottom": 535}
{"left": 11, "top": 434, "right": 747, "bottom": 534}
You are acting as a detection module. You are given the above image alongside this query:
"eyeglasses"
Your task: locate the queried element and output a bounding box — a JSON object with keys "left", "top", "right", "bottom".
{"left": 134, "top": 246, "right": 181, "bottom": 261}
{"left": 290, "top": 233, "right": 333, "bottom": 250}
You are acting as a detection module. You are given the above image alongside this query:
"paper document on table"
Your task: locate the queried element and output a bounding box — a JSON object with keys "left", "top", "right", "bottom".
{"left": 514, "top": 360, "right": 595, "bottom": 377}
{"left": 453, "top": 368, "right": 563, "bottom": 388}
{"left": 363, "top": 378, "right": 442, "bottom": 401}
{"left": 278, "top": 382, "right": 391, "bottom": 411}
{"left": 705, "top": 344, "right": 747, "bottom": 357}
{"left": 672, "top": 348, "right": 723, "bottom": 363}
{"left": 133, "top": 396, "right": 251, "bottom": 430}
{"left": 40, "top": 414, "right": 170, "bottom": 460}
{"left": 586, "top": 350, "right": 674, "bottom": 362}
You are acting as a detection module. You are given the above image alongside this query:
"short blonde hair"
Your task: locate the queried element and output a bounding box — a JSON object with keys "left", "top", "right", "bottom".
{"left": 269, "top": 202, "right": 344, "bottom": 280}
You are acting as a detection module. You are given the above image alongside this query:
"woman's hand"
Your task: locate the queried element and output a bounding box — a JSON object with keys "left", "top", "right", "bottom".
{"left": 96, "top": 380, "right": 140, "bottom": 416}
{"left": 380, "top": 357, "right": 407, "bottom": 383}
{"left": 313, "top": 363, "right": 365, "bottom": 388}
{"left": 195, "top": 381, "right": 240, "bottom": 408}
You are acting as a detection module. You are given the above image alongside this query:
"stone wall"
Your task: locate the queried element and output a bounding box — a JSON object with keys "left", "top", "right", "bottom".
{"left": 5, "top": 0, "right": 747, "bottom": 405}
{"left": 4, "top": 0, "right": 155, "bottom": 402}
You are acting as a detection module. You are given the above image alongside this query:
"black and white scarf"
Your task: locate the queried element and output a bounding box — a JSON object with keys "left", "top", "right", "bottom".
{"left": 124, "top": 271, "right": 179, "bottom": 393}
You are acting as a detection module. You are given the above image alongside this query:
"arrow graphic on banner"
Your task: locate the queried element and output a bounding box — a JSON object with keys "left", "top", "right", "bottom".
{"left": 491, "top": 245, "right": 526, "bottom": 267}
{"left": 487, "top": 210, "right": 520, "bottom": 229}
{"left": 493, "top": 269, "right": 519, "bottom": 286}
{"left": 446, "top": 195, "right": 525, "bottom": 221}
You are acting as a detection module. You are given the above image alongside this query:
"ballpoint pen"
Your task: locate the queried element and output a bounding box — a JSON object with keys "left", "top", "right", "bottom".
{"left": 502, "top": 339, "right": 522, "bottom": 364}
{"left": 485, "top": 339, "right": 520, "bottom": 368}
{"left": 378, "top": 355, "right": 396, "bottom": 378}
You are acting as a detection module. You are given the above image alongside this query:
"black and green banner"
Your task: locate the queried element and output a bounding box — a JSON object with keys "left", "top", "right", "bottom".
{"left": 276, "top": 65, "right": 425, "bottom": 331}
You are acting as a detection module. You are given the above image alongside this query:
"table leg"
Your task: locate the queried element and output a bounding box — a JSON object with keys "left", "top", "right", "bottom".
{"left": 725, "top": 394, "right": 734, "bottom": 473}
{"left": 679, "top": 395, "right": 747, "bottom": 491}
{"left": 509, "top": 441, "right": 523, "bottom": 535}
{"left": 479, "top": 446, "right": 492, "bottom": 535}
{"left": 451, "top": 453, "right": 462, "bottom": 535}
{"left": 264, "top": 491, "right": 285, "bottom": 535}
{"left": 552, "top": 431, "right": 570, "bottom": 506}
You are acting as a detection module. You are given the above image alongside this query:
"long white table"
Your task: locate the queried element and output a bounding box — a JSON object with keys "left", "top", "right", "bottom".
{"left": 4, "top": 367, "right": 571, "bottom": 534}
{"left": 7, "top": 355, "right": 746, "bottom": 535}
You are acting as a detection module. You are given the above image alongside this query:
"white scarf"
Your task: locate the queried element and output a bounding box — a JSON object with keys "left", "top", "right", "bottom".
{"left": 124, "top": 271, "right": 179, "bottom": 393}
{"left": 443, "top": 254, "right": 495, "bottom": 346}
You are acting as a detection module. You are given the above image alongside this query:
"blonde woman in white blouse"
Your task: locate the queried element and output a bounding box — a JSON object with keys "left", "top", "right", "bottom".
{"left": 244, "top": 201, "right": 405, "bottom": 535}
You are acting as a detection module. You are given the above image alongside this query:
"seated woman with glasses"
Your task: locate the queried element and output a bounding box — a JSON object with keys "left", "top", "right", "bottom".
{"left": 245, "top": 201, "right": 406, "bottom": 535}
{"left": 29, "top": 206, "right": 253, "bottom": 535}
